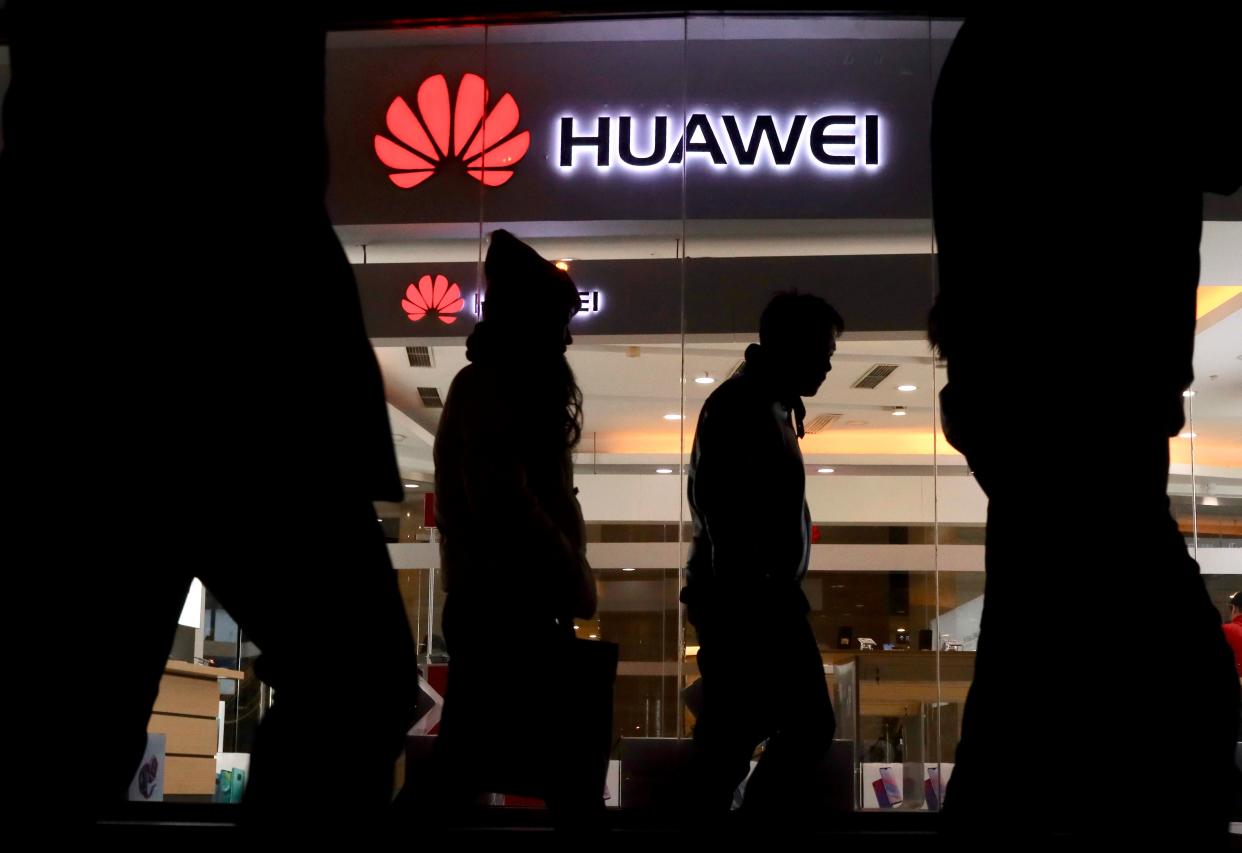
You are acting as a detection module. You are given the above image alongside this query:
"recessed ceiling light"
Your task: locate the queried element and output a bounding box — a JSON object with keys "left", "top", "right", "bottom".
{"left": 897, "top": 384, "right": 917, "bottom": 392}
{"left": 818, "top": 467, "right": 835, "bottom": 474}
{"left": 1180, "top": 432, "right": 1197, "bottom": 439}
{"left": 589, "top": 634, "right": 599, "bottom": 639}
{"left": 656, "top": 468, "right": 674, "bottom": 474}
{"left": 622, "top": 568, "right": 637, "bottom": 572}
{"left": 892, "top": 409, "right": 908, "bottom": 416}
{"left": 694, "top": 375, "right": 716, "bottom": 385}
{"left": 1202, "top": 496, "right": 1222, "bottom": 507}
{"left": 897, "top": 628, "right": 907, "bottom": 633}
{"left": 404, "top": 484, "right": 419, "bottom": 489}
{"left": 1183, "top": 390, "right": 1196, "bottom": 397}
{"left": 664, "top": 413, "right": 683, "bottom": 421}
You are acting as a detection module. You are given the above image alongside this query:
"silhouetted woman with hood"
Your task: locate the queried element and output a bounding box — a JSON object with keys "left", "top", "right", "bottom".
{"left": 428, "top": 230, "right": 610, "bottom": 828}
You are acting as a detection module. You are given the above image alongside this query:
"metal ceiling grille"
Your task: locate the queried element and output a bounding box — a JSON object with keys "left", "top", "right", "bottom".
{"left": 803, "top": 413, "right": 843, "bottom": 434}
{"left": 852, "top": 364, "right": 899, "bottom": 389}
{"left": 406, "top": 346, "right": 433, "bottom": 367}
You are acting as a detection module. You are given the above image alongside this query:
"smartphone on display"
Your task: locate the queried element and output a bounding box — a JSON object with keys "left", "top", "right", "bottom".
{"left": 924, "top": 766, "right": 941, "bottom": 811}
{"left": 878, "top": 766, "right": 902, "bottom": 805}
{"left": 872, "top": 777, "right": 892, "bottom": 808}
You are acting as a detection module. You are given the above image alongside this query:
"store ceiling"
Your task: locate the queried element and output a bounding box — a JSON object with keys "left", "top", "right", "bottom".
{"left": 377, "top": 294, "right": 1241, "bottom": 481}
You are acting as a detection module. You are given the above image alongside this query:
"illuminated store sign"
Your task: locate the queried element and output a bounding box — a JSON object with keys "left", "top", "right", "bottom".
{"left": 462, "top": 289, "right": 604, "bottom": 317}
{"left": 375, "top": 73, "right": 531, "bottom": 189}
{"left": 402, "top": 275, "right": 466, "bottom": 324}
{"left": 557, "top": 113, "right": 882, "bottom": 171}
{"left": 374, "top": 74, "right": 885, "bottom": 190}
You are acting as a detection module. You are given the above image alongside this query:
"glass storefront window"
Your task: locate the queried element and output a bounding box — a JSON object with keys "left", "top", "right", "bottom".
{"left": 17, "top": 11, "right": 1234, "bottom": 814}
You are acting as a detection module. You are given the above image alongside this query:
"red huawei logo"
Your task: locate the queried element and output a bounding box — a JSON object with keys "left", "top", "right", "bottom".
{"left": 375, "top": 73, "right": 531, "bottom": 188}
{"left": 403, "top": 274, "right": 466, "bottom": 324}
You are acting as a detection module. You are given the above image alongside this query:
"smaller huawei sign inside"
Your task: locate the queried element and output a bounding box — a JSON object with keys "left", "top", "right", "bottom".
{"left": 468, "top": 290, "right": 604, "bottom": 317}
{"left": 403, "top": 275, "right": 466, "bottom": 324}
{"left": 403, "top": 279, "right": 601, "bottom": 327}
{"left": 375, "top": 73, "right": 531, "bottom": 188}
{"left": 577, "top": 291, "right": 602, "bottom": 314}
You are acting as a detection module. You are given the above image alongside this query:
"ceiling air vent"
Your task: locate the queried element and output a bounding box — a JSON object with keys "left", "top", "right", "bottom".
{"left": 406, "top": 346, "right": 434, "bottom": 367}
{"left": 803, "top": 413, "right": 842, "bottom": 434}
{"left": 418, "top": 387, "right": 443, "bottom": 408}
{"left": 852, "top": 363, "right": 898, "bottom": 389}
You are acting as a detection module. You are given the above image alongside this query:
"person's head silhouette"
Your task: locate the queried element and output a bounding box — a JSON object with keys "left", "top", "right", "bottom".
{"left": 479, "top": 229, "right": 581, "bottom": 355}
{"left": 758, "top": 291, "right": 845, "bottom": 399}
{"left": 469, "top": 230, "right": 585, "bottom": 449}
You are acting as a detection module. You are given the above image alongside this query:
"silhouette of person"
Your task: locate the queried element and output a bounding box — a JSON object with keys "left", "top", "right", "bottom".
{"left": 681, "top": 291, "right": 843, "bottom": 823}
{"left": 427, "top": 230, "right": 612, "bottom": 828}
{"left": 1, "top": 6, "right": 419, "bottom": 829}
{"left": 929, "top": 15, "right": 1241, "bottom": 840}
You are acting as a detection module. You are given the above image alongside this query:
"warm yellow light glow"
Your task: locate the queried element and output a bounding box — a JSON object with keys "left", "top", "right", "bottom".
{"left": 588, "top": 428, "right": 965, "bottom": 457}
{"left": 1196, "top": 286, "right": 1242, "bottom": 319}
{"left": 1171, "top": 435, "right": 1242, "bottom": 469}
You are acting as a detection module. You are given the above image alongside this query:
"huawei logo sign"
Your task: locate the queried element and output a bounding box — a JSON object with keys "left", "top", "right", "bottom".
{"left": 402, "top": 274, "right": 466, "bottom": 324}
{"left": 375, "top": 73, "right": 531, "bottom": 188}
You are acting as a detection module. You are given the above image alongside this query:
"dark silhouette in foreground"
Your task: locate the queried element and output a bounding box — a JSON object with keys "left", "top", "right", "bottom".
{"left": 930, "top": 15, "right": 1241, "bottom": 841}
{"left": 2, "top": 6, "right": 419, "bottom": 830}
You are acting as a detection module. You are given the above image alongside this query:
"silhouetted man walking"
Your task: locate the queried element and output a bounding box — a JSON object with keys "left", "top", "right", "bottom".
{"left": 682, "top": 292, "right": 843, "bottom": 823}
{"left": 930, "top": 15, "right": 1241, "bottom": 841}
{"left": 2, "top": 5, "right": 419, "bottom": 831}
